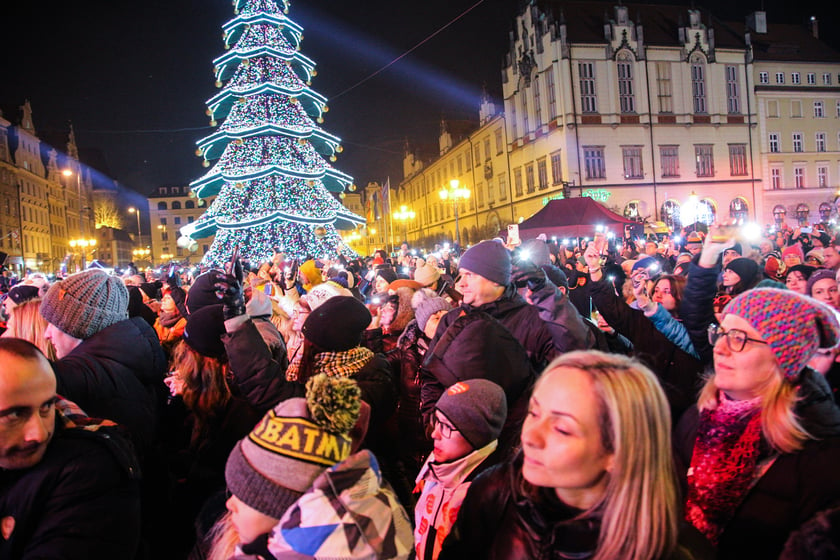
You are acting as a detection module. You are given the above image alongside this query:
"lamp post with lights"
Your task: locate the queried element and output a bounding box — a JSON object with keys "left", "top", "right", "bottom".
{"left": 439, "top": 179, "right": 471, "bottom": 249}
{"left": 128, "top": 207, "right": 142, "bottom": 246}
{"left": 69, "top": 238, "right": 97, "bottom": 271}
{"left": 392, "top": 205, "right": 415, "bottom": 244}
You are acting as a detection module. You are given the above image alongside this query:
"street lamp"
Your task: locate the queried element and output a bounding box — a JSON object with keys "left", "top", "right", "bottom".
{"left": 128, "top": 207, "right": 141, "bottom": 244}
{"left": 69, "top": 238, "right": 97, "bottom": 270}
{"left": 439, "top": 179, "right": 471, "bottom": 248}
{"left": 63, "top": 168, "right": 85, "bottom": 236}
{"left": 392, "top": 205, "right": 415, "bottom": 244}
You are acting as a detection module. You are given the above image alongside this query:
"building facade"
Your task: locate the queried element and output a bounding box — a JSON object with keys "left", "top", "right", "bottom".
{"left": 147, "top": 185, "right": 215, "bottom": 266}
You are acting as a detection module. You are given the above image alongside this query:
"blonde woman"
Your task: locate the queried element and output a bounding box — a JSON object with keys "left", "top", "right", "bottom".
{"left": 440, "top": 350, "right": 711, "bottom": 560}
{"left": 675, "top": 288, "right": 840, "bottom": 558}
{"left": 1, "top": 298, "right": 56, "bottom": 360}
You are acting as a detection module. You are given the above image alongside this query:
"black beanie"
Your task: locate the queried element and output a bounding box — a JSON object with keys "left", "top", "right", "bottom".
{"left": 302, "top": 295, "right": 372, "bottom": 351}
{"left": 186, "top": 270, "right": 223, "bottom": 315}
{"left": 458, "top": 240, "right": 511, "bottom": 286}
{"left": 725, "top": 257, "right": 760, "bottom": 287}
{"left": 183, "top": 304, "right": 227, "bottom": 359}
{"left": 375, "top": 266, "right": 398, "bottom": 285}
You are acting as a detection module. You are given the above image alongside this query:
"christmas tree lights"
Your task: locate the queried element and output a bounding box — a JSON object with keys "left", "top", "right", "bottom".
{"left": 180, "top": 0, "right": 363, "bottom": 266}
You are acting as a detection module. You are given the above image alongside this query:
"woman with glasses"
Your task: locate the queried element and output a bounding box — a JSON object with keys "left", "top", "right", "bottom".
{"left": 440, "top": 351, "right": 714, "bottom": 560}
{"left": 674, "top": 288, "right": 840, "bottom": 558}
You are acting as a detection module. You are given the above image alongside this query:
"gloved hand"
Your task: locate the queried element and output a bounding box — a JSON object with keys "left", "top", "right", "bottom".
{"left": 166, "top": 264, "right": 181, "bottom": 289}
{"left": 511, "top": 258, "right": 547, "bottom": 291}
{"left": 214, "top": 258, "right": 245, "bottom": 320}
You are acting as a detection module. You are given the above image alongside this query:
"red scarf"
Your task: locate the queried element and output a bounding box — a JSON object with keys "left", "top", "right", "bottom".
{"left": 685, "top": 394, "right": 763, "bottom": 544}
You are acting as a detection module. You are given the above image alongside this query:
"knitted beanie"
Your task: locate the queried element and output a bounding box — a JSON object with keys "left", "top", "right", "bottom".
{"left": 806, "top": 269, "right": 838, "bottom": 296}
{"left": 519, "top": 238, "right": 552, "bottom": 266}
{"left": 411, "top": 288, "right": 450, "bottom": 332}
{"left": 414, "top": 263, "right": 441, "bottom": 287}
{"left": 302, "top": 295, "right": 372, "bottom": 351}
{"left": 40, "top": 269, "right": 128, "bottom": 340}
{"left": 458, "top": 240, "right": 512, "bottom": 286}
{"left": 302, "top": 281, "right": 352, "bottom": 311}
{"left": 185, "top": 269, "right": 223, "bottom": 315}
{"left": 436, "top": 379, "right": 508, "bottom": 449}
{"left": 7, "top": 284, "right": 39, "bottom": 307}
{"left": 183, "top": 304, "right": 227, "bottom": 359}
{"left": 225, "top": 374, "right": 362, "bottom": 519}
{"left": 375, "top": 266, "right": 398, "bottom": 285}
{"left": 725, "top": 258, "right": 760, "bottom": 287}
{"left": 785, "top": 264, "right": 818, "bottom": 283}
{"left": 781, "top": 243, "right": 805, "bottom": 264}
{"left": 723, "top": 288, "right": 840, "bottom": 380}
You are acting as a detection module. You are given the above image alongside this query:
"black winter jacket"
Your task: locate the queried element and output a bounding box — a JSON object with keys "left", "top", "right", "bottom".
{"left": 679, "top": 262, "right": 720, "bottom": 366}
{"left": 51, "top": 316, "right": 168, "bottom": 450}
{"left": 0, "top": 414, "right": 142, "bottom": 559}
{"left": 674, "top": 369, "right": 840, "bottom": 559}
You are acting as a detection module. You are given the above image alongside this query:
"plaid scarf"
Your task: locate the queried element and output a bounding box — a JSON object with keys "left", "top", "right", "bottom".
{"left": 685, "top": 393, "right": 768, "bottom": 544}
{"left": 314, "top": 346, "right": 374, "bottom": 379}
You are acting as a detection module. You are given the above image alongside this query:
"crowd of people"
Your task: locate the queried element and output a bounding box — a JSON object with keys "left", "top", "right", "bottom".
{"left": 2, "top": 220, "right": 840, "bottom": 559}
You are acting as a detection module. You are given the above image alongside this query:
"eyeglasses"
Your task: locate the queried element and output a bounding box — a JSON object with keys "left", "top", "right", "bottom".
{"left": 432, "top": 416, "right": 457, "bottom": 438}
{"left": 707, "top": 324, "right": 768, "bottom": 353}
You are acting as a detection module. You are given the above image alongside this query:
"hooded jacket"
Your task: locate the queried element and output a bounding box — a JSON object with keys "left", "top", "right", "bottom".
{"left": 674, "top": 369, "right": 840, "bottom": 559}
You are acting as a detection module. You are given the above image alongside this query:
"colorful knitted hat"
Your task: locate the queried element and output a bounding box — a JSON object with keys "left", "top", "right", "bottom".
{"left": 723, "top": 288, "right": 840, "bottom": 380}
{"left": 458, "top": 239, "right": 512, "bottom": 286}
{"left": 225, "top": 374, "right": 362, "bottom": 519}
{"left": 40, "top": 269, "right": 129, "bottom": 340}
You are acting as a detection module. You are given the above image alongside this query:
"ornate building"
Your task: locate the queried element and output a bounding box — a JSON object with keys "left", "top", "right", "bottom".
{"left": 147, "top": 185, "right": 215, "bottom": 267}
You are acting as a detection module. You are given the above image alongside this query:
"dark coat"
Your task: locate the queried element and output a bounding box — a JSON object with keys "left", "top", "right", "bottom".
{"left": 393, "top": 320, "right": 433, "bottom": 472}
{"left": 439, "top": 455, "right": 713, "bottom": 560}
{"left": 51, "top": 316, "right": 168, "bottom": 450}
{"left": 589, "top": 277, "right": 704, "bottom": 420}
{"left": 421, "top": 311, "right": 534, "bottom": 454}
{"left": 674, "top": 369, "right": 840, "bottom": 559}
{"left": 0, "top": 417, "right": 142, "bottom": 559}
{"left": 679, "top": 262, "right": 720, "bottom": 366}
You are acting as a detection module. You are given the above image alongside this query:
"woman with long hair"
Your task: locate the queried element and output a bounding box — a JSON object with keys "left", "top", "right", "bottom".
{"left": 675, "top": 288, "right": 840, "bottom": 558}
{"left": 1, "top": 298, "right": 56, "bottom": 360}
{"left": 440, "top": 350, "right": 711, "bottom": 560}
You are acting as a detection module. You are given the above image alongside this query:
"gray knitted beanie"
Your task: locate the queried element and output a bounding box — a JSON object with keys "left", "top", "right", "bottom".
{"left": 412, "top": 288, "right": 451, "bottom": 332}
{"left": 40, "top": 269, "right": 129, "bottom": 340}
{"left": 436, "top": 378, "right": 508, "bottom": 449}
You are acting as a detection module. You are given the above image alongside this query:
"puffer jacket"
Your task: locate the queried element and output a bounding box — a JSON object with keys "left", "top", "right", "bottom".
{"left": 674, "top": 368, "right": 840, "bottom": 559}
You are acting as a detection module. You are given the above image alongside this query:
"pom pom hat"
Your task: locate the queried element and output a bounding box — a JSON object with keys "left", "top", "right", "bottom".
{"left": 722, "top": 288, "right": 840, "bottom": 381}
{"left": 225, "top": 374, "right": 362, "bottom": 519}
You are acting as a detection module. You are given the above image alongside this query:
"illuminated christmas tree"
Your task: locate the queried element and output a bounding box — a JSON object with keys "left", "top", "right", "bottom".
{"left": 178, "top": 0, "right": 364, "bottom": 267}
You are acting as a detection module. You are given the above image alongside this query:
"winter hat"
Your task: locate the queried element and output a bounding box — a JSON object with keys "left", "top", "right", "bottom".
{"left": 388, "top": 278, "right": 422, "bottom": 292}
{"left": 763, "top": 253, "right": 785, "bottom": 281}
{"left": 225, "top": 374, "right": 362, "bottom": 519}
{"left": 805, "top": 248, "right": 826, "bottom": 266}
{"left": 302, "top": 295, "right": 372, "bottom": 351}
{"left": 632, "top": 256, "right": 660, "bottom": 274}
{"left": 458, "top": 240, "right": 512, "bottom": 286}
{"left": 785, "top": 264, "right": 818, "bottom": 283}
{"left": 185, "top": 269, "right": 223, "bottom": 315}
{"left": 302, "top": 281, "right": 352, "bottom": 311}
{"left": 246, "top": 287, "right": 273, "bottom": 318}
{"left": 686, "top": 231, "right": 705, "bottom": 245}
{"left": 40, "top": 269, "right": 129, "bottom": 340}
{"left": 299, "top": 260, "right": 324, "bottom": 290}
{"left": 542, "top": 264, "right": 569, "bottom": 289}
{"left": 374, "top": 266, "right": 398, "bottom": 286}
{"left": 724, "top": 258, "right": 760, "bottom": 287}
{"left": 781, "top": 243, "right": 805, "bottom": 264}
{"left": 436, "top": 379, "right": 507, "bottom": 450}
{"left": 806, "top": 269, "right": 838, "bottom": 296}
{"left": 724, "top": 243, "right": 743, "bottom": 256}
{"left": 183, "top": 304, "right": 227, "bottom": 359}
{"left": 723, "top": 288, "right": 840, "bottom": 380}
{"left": 6, "top": 284, "right": 39, "bottom": 307}
{"left": 140, "top": 281, "right": 161, "bottom": 300}
{"left": 414, "top": 264, "right": 441, "bottom": 287}
{"left": 519, "top": 238, "right": 552, "bottom": 266}
{"left": 387, "top": 287, "right": 417, "bottom": 333}
{"left": 412, "top": 288, "right": 451, "bottom": 332}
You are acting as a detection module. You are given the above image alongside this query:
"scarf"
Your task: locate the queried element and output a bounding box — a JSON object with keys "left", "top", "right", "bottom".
{"left": 158, "top": 310, "right": 182, "bottom": 328}
{"left": 685, "top": 393, "right": 765, "bottom": 544}
{"left": 286, "top": 346, "right": 374, "bottom": 381}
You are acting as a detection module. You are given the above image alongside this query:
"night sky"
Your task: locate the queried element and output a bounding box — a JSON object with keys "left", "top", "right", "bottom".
{"left": 2, "top": 0, "right": 838, "bottom": 200}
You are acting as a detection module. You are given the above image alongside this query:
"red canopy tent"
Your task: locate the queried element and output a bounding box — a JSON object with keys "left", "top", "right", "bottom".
{"left": 515, "top": 197, "right": 640, "bottom": 240}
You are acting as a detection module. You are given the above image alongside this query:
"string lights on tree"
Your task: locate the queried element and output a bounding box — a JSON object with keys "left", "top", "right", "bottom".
{"left": 178, "top": 0, "right": 364, "bottom": 267}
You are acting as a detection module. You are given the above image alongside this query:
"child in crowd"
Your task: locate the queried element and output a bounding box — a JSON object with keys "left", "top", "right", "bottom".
{"left": 414, "top": 379, "right": 507, "bottom": 560}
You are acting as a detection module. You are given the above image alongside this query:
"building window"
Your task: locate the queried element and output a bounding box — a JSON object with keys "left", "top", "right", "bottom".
{"left": 160, "top": 217, "right": 167, "bottom": 225}
{"left": 818, "top": 166, "right": 829, "bottom": 188}
{"left": 729, "top": 144, "right": 748, "bottom": 176}
{"left": 579, "top": 62, "right": 597, "bottom": 113}
{"left": 510, "top": 101, "right": 518, "bottom": 140}
{"left": 795, "top": 167, "right": 805, "bottom": 189}
{"left": 622, "top": 146, "right": 643, "bottom": 179}
{"left": 546, "top": 67, "right": 557, "bottom": 119}
{"left": 817, "top": 132, "right": 827, "bottom": 152}
{"left": 660, "top": 145, "right": 680, "bottom": 177}
{"left": 172, "top": 201, "right": 181, "bottom": 210}
{"left": 695, "top": 145, "right": 714, "bottom": 177}
{"left": 495, "top": 129, "right": 503, "bottom": 155}
{"left": 824, "top": 73, "right": 832, "bottom": 85}
{"left": 792, "top": 72, "right": 801, "bottom": 84}
{"left": 514, "top": 167, "right": 523, "bottom": 196}
{"left": 725, "top": 65, "right": 740, "bottom": 114}
{"left": 767, "top": 100, "right": 779, "bottom": 118}
{"left": 521, "top": 90, "right": 529, "bottom": 135}
{"left": 474, "top": 144, "right": 480, "bottom": 167}
{"left": 691, "top": 55, "right": 707, "bottom": 113}
{"left": 769, "top": 133, "right": 780, "bottom": 153}
{"left": 487, "top": 178, "right": 495, "bottom": 204}
{"left": 533, "top": 75, "right": 542, "bottom": 129}
{"left": 477, "top": 182, "right": 485, "bottom": 208}
{"left": 185, "top": 200, "right": 195, "bottom": 209}
{"left": 499, "top": 172, "right": 508, "bottom": 200}
{"left": 483, "top": 138, "right": 491, "bottom": 161}
{"left": 188, "top": 216, "right": 194, "bottom": 223}
{"left": 174, "top": 217, "right": 181, "bottom": 225}
{"left": 759, "top": 71, "right": 769, "bottom": 84}
{"left": 537, "top": 158, "right": 548, "bottom": 190}
{"left": 776, "top": 72, "right": 785, "bottom": 84}
{"left": 808, "top": 73, "right": 816, "bottom": 85}
{"left": 791, "top": 100, "right": 803, "bottom": 118}
{"left": 550, "top": 150, "right": 563, "bottom": 184}
{"left": 793, "top": 132, "right": 803, "bottom": 153}
{"left": 771, "top": 167, "right": 782, "bottom": 190}
{"left": 457, "top": 155, "right": 463, "bottom": 175}
{"left": 157, "top": 201, "right": 167, "bottom": 210}
{"left": 525, "top": 163, "right": 535, "bottom": 193}
{"left": 656, "top": 62, "right": 673, "bottom": 113}
{"left": 815, "top": 101, "right": 825, "bottom": 118}
{"left": 617, "top": 53, "right": 635, "bottom": 113}
{"left": 583, "top": 147, "right": 606, "bottom": 179}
